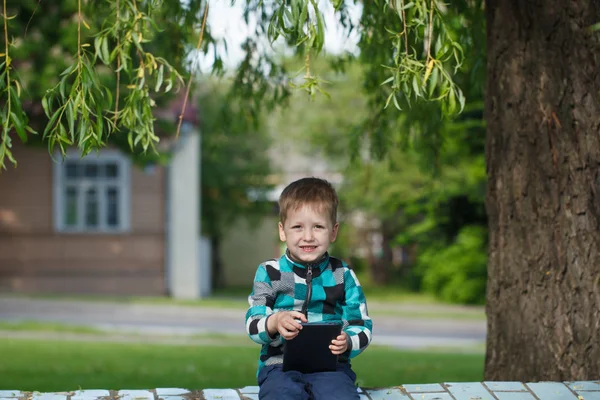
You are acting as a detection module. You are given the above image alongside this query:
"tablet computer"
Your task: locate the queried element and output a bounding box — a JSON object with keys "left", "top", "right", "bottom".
{"left": 282, "top": 321, "right": 343, "bottom": 374}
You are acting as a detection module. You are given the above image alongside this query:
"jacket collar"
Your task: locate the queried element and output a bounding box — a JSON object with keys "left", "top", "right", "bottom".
{"left": 283, "top": 249, "right": 330, "bottom": 271}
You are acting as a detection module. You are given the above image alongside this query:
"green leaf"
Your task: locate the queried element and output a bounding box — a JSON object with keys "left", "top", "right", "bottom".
{"left": 10, "top": 112, "right": 27, "bottom": 142}
{"left": 59, "top": 77, "right": 67, "bottom": 99}
{"left": 428, "top": 65, "right": 439, "bottom": 97}
{"left": 95, "top": 102, "right": 104, "bottom": 141}
{"left": 94, "top": 36, "right": 102, "bottom": 61}
{"left": 41, "top": 95, "right": 50, "bottom": 117}
{"left": 384, "top": 92, "right": 394, "bottom": 109}
{"left": 392, "top": 92, "right": 402, "bottom": 110}
{"left": 587, "top": 22, "right": 600, "bottom": 32}
{"left": 402, "top": 2, "right": 415, "bottom": 10}
{"left": 298, "top": 1, "right": 308, "bottom": 33}
{"left": 411, "top": 74, "right": 420, "bottom": 97}
{"left": 102, "top": 36, "right": 111, "bottom": 64}
{"left": 314, "top": 5, "right": 325, "bottom": 53}
{"left": 155, "top": 64, "right": 164, "bottom": 92}
{"left": 67, "top": 101, "right": 75, "bottom": 137}
{"left": 59, "top": 64, "right": 76, "bottom": 77}
{"left": 43, "top": 110, "right": 61, "bottom": 138}
{"left": 381, "top": 76, "right": 395, "bottom": 86}
{"left": 447, "top": 88, "right": 456, "bottom": 114}
{"left": 120, "top": 53, "right": 129, "bottom": 73}
{"left": 78, "top": 117, "right": 87, "bottom": 144}
{"left": 457, "top": 87, "right": 466, "bottom": 112}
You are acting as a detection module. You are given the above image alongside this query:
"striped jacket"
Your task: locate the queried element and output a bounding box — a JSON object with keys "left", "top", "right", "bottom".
{"left": 245, "top": 251, "right": 373, "bottom": 374}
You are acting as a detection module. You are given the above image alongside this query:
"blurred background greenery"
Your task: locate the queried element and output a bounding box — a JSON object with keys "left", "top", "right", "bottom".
{"left": 0, "top": 0, "right": 489, "bottom": 391}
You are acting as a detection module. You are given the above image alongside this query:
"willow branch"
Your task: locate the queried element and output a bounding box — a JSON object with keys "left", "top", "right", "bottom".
{"left": 114, "top": 0, "right": 121, "bottom": 126}
{"left": 400, "top": 0, "right": 408, "bottom": 56}
{"left": 3, "top": 0, "right": 11, "bottom": 121}
{"left": 305, "top": 51, "right": 311, "bottom": 77}
{"left": 426, "top": 0, "right": 434, "bottom": 61}
{"left": 77, "top": 0, "right": 82, "bottom": 63}
{"left": 176, "top": 1, "right": 209, "bottom": 138}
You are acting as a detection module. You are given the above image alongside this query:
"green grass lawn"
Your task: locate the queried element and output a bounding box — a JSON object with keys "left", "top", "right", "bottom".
{"left": 0, "top": 321, "right": 104, "bottom": 334}
{"left": 0, "top": 339, "right": 484, "bottom": 392}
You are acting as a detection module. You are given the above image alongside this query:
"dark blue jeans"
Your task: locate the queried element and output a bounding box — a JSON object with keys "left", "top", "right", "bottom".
{"left": 257, "top": 363, "right": 360, "bottom": 400}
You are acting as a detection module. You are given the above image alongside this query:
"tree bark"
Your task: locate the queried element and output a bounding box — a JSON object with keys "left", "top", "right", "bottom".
{"left": 485, "top": 0, "right": 600, "bottom": 380}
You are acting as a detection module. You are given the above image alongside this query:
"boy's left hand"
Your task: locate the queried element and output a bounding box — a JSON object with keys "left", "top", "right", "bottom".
{"left": 329, "top": 332, "right": 349, "bottom": 355}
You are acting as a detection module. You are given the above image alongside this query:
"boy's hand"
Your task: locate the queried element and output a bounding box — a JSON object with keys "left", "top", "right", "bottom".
{"left": 267, "top": 311, "right": 307, "bottom": 340}
{"left": 330, "top": 333, "right": 349, "bottom": 355}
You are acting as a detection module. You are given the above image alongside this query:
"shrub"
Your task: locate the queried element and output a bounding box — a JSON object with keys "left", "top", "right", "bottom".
{"left": 418, "top": 225, "right": 487, "bottom": 304}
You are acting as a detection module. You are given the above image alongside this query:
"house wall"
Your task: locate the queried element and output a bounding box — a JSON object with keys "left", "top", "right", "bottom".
{"left": 0, "top": 144, "right": 166, "bottom": 296}
{"left": 219, "top": 215, "right": 281, "bottom": 288}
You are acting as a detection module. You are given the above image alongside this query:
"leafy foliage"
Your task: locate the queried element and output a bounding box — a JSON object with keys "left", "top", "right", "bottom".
{"left": 418, "top": 225, "right": 487, "bottom": 304}
{"left": 197, "top": 79, "right": 274, "bottom": 240}
{"left": 1, "top": 0, "right": 469, "bottom": 170}
{"left": 39, "top": 0, "right": 185, "bottom": 158}
{"left": 266, "top": 0, "right": 487, "bottom": 303}
{"left": 197, "top": 79, "right": 274, "bottom": 288}
{"left": 357, "top": 0, "right": 484, "bottom": 161}
{"left": 1, "top": 0, "right": 487, "bottom": 302}
{"left": 0, "top": 0, "right": 205, "bottom": 168}
{"left": 0, "top": 0, "right": 35, "bottom": 166}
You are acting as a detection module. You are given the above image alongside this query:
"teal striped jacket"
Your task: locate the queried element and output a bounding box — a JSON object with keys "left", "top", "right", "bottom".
{"left": 245, "top": 251, "right": 373, "bottom": 375}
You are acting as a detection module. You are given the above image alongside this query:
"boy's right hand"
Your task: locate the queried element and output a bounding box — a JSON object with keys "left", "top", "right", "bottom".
{"left": 267, "top": 311, "right": 307, "bottom": 340}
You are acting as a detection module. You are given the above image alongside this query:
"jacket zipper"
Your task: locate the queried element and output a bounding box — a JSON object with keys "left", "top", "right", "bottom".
{"left": 301, "top": 265, "right": 313, "bottom": 317}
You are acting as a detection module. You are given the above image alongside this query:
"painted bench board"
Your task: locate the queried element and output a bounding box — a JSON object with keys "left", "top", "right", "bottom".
{"left": 1, "top": 381, "right": 599, "bottom": 400}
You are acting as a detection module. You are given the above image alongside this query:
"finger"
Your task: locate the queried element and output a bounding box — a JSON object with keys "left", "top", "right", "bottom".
{"left": 283, "top": 330, "right": 299, "bottom": 340}
{"left": 336, "top": 334, "right": 346, "bottom": 341}
{"left": 283, "top": 320, "right": 300, "bottom": 332}
{"left": 331, "top": 339, "right": 345, "bottom": 346}
{"left": 278, "top": 327, "right": 290, "bottom": 337}
{"left": 285, "top": 319, "right": 303, "bottom": 331}
{"left": 288, "top": 311, "right": 308, "bottom": 323}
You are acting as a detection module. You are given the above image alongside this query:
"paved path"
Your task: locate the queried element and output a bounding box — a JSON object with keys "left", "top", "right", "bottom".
{"left": 0, "top": 296, "right": 486, "bottom": 350}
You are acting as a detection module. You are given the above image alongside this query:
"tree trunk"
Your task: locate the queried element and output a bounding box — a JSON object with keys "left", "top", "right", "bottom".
{"left": 211, "top": 235, "right": 224, "bottom": 289}
{"left": 485, "top": 0, "right": 600, "bottom": 380}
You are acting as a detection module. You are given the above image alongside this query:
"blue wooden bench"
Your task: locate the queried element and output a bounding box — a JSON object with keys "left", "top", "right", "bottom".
{"left": 1, "top": 382, "right": 599, "bottom": 399}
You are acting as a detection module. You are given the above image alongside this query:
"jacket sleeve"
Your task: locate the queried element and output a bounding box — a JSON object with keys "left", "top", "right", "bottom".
{"left": 341, "top": 267, "right": 373, "bottom": 358}
{"left": 245, "top": 263, "right": 282, "bottom": 346}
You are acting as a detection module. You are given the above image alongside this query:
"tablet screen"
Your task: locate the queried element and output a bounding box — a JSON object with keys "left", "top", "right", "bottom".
{"left": 282, "top": 321, "right": 343, "bottom": 374}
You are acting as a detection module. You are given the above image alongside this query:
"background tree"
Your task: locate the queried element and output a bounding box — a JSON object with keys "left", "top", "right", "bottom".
{"left": 196, "top": 79, "right": 274, "bottom": 289}
{"left": 483, "top": 0, "right": 600, "bottom": 380}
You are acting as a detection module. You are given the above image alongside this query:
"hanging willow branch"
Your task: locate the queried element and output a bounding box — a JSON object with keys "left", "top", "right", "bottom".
{"left": 0, "top": 0, "right": 466, "bottom": 169}
{"left": 176, "top": 1, "right": 209, "bottom": 138}
{"left": 113, "top": 0, "right": 121, "bottom": 126}
{"left": 381, "top": 0, "right": 465, "bottom": 113}
{"left": 42, "top": 0, "right": 113, "bottom": 158}
{"left": 0, "top": 0, "right": 34, "bottom": 169}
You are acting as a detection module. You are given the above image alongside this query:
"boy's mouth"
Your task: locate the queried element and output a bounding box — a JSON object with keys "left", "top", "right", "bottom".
{"left": 300, "top": 246, "right": 318, "bottom": 252}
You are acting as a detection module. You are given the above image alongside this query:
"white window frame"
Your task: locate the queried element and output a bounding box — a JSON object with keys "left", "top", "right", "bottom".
{"left": 53, "top": 149, "right": 131, "bottom": 234}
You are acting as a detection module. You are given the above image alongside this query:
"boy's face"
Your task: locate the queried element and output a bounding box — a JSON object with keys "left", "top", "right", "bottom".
{"left": 279, "top": 204, "right": 339, "bottom": 264}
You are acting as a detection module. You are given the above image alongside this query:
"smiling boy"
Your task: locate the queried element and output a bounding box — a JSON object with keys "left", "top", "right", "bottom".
{"left": 245, "top": 177, "right": 373, "bottom": 400}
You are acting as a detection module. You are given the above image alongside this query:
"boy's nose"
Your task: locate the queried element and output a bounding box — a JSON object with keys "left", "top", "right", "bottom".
{"left": 303, "top": 230, "right": 314, "bottom": 241}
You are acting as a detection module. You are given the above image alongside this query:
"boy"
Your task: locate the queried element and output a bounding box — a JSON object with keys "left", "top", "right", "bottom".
{"left": 245, "top": 177, "right": 373, "bottom": 400}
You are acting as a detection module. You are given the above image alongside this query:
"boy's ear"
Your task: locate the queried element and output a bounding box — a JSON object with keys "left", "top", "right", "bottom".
{"left": 330, "top": 223, "right": 339, "bottom": 242}
{"left": 278, "top": 222, "right": 287, "bottom": 242}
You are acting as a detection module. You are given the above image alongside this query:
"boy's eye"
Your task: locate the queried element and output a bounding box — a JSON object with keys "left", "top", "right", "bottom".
{"left": 292, "top": 225, "right": 301, "bottom": 229}
{"left": 315, "top": 225, "right": 324, "bottom": 229}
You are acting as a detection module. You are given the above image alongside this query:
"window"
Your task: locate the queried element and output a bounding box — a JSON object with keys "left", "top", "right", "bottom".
{"left": 53, "top": 150, "right": 131, "bottom": 233}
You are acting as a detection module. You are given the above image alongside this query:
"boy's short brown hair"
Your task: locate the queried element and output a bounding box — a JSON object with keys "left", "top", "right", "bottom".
{"left": 278, "top": 177, "right": 339, "bottom": 225}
